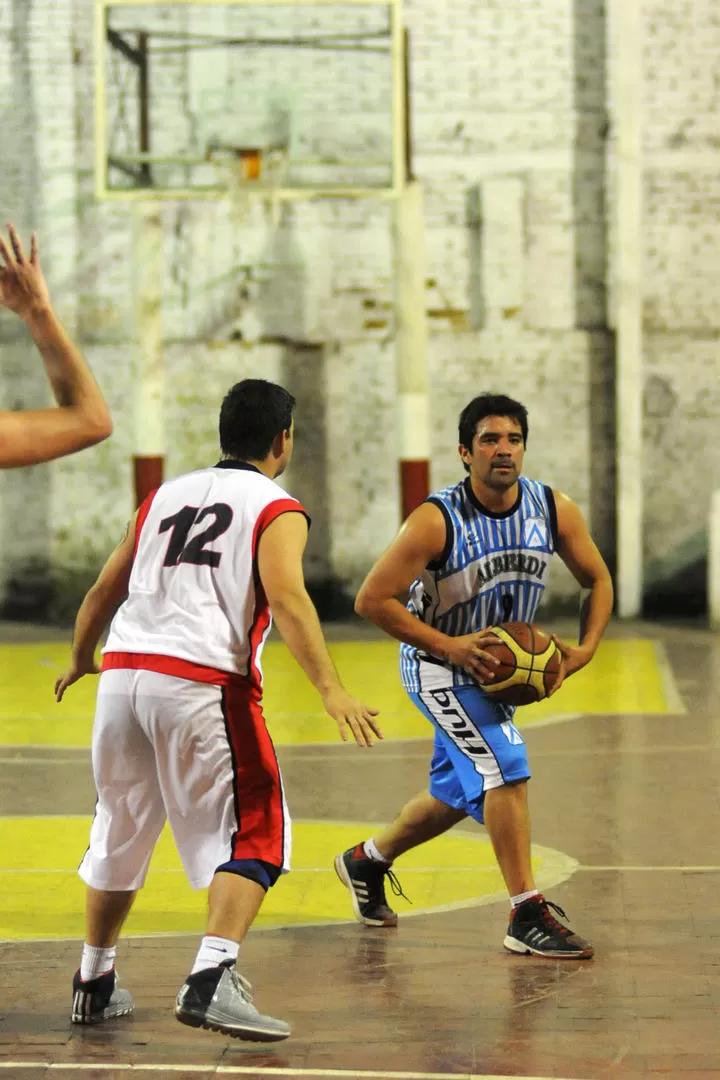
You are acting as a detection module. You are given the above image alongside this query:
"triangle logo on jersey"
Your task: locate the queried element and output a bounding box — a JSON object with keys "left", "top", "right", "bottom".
{"left": 522, "top": 518, "right": 548, "bottom": 549}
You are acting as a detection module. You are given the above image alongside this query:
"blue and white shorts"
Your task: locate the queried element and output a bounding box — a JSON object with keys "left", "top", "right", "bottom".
{"left": 408, "top": 685, "right": 531, "bottom": 824}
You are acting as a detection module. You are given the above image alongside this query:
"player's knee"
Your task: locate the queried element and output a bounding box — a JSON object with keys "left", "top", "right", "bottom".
{"left": 214, "top": 858, "right": 281, "bottom": 890}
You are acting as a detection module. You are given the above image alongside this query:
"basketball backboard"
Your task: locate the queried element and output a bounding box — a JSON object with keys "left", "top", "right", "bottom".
{"left": 94, "top": 0, "right": 407, "bottom": 201}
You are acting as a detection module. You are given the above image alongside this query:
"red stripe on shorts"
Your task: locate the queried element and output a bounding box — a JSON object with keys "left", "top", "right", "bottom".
{"left": 222, "top": 681, "right": 285, "bottom": 867}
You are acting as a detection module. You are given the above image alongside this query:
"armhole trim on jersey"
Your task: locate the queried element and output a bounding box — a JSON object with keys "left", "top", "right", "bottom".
{"left": 426, "top": 497, "right": 454, "bottom": 571}
{"left": 251, "top": 499, "right": 312, "bottom": 561}
{"left": 543, "top": 485, "right": 559, "bottom": 551}
{"left": 133, "top": 489, "right": 159, "bottom": 560}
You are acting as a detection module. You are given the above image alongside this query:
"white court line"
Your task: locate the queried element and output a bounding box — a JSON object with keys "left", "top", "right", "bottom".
{"left": 652, "top": 639, "right": 687, "bottom": 714}
{"left": 1, "top": 866, "right": 494, "bottom": 874}
{"left": 5, "top": 863, "right": 718, "bottom": 875}
{"left": 0, "top": 757, "right": 90, "bottom": 765}
{"left": 579, "top": 864, "right": 720, "bottom": 872}
{"left": 0, "top": 1066, "right": 582, "bottom": 1080}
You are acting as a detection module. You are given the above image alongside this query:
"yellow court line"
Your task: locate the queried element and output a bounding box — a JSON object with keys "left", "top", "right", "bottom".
{"left": 0, "top": 637, "right": 684, "bottom": 748}
{"left": 0, "top": 816, "right": 576, "bottom": 942}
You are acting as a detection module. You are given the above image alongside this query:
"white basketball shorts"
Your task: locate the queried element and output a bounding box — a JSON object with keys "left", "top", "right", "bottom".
{"left": 79, "top": 668, "right": 291, "bottom": 892}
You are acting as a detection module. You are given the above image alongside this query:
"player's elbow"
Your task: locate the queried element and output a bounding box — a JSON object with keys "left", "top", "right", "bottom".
{"left": 355, "top": 585, "right": 382, "bottom": 621}
{"left": 87, "top": 407, "right": 113, "bottom": 444}
{"left": 70, "top": 406, "right": 113, "bottom": 449}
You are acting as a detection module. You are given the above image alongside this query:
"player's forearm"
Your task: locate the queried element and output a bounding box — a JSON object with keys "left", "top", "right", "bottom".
{"left": 578, "top": 574, "right": 614, "bottom": 654}
{"left": 23, "top": 306, "right": 112, "bottom": 439}
{"left": 70, "top": 583, "right": 120, "bottom": 664}
{"left": 270, "top": 591, "right": 344, "bottom": 699}
{"left": 355, "top": 594, "right": 454, "bottom": 660}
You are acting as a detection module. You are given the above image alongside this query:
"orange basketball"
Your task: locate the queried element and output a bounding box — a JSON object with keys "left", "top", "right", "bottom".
{"left": 478, "top": 621, "right": 561, "bottom": 706}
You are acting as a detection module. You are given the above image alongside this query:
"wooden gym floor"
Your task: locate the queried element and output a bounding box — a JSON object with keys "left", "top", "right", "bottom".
{"left": 0, "top": 617, "right": 718, "bottom": 1080}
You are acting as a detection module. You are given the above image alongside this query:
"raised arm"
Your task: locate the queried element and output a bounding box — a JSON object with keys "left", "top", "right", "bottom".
{"left": 552, "top": 491, "right": 614, "bottom": 677}
{"left": 257, "top": 509, "right": 382, "bottom": 747}
{"left": 355, "top": 502, "right": 500, "bottom": 682}
{"left": 0, "top": 224, "right": 112, "bottom": 468}
{"left": 55, "top": 514, "right": 137, "bottom": 701}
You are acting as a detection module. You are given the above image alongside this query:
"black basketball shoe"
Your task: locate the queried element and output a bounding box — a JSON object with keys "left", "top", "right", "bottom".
{"left": 71, "top": 968, "right": 134, "bottom": 1024}
{"left": 334, "top": 844, "right": 409, "bottom": 927}
{"left": 504, "top": 896, "right": 594, "bottom": 959}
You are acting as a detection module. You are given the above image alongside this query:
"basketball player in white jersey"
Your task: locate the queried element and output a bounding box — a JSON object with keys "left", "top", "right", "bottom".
{"left": 55, "top": 378, "right": 381, "bottom": 1041}
{"left": 335, "top": 393, "right": 613, "bottom": 958}
{"left": 0, "top": 224, "right": 112, "bottom": 465}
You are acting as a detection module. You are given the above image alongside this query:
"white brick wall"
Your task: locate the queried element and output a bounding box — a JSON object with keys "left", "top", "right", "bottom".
{"left": 642, "top": 0, "right": 720, "bottom": 596}
{"left": 2, "top": 0, "right": 712, "bottom": 617}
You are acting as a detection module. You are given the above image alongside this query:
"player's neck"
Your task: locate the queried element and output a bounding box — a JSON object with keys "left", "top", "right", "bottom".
{"left": 249, "top": 458, "right": 278, "bottom": 479}
{"left": 469, "top": 475, "right": 519, "bottom": 512}
{"left": 221, "top": 454, "right": 279, "bottom": 479}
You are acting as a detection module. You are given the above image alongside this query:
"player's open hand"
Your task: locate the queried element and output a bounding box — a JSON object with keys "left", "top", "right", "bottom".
{"left": 322, "top": 688, "right": 383, "bottom": 747}
{"left": 446, "top": 630, "right": 502, "bottom": 682}
{"left": 55, "top": 657, "right": 101, "bottom": 702}
{"left": 0, "top": 224, "right": 51, "bottom": 320}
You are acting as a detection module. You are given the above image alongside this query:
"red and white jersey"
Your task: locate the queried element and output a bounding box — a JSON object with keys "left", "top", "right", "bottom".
{"left": 102, "top": 460, "right": 309, "bottom": 690}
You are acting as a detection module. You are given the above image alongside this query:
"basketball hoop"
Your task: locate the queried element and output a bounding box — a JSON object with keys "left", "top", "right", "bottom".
{"left": 206, "top": 143, "right": 289, "bottom": 226}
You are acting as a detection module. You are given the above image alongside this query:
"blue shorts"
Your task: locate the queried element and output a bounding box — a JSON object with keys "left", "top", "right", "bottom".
{"left": 409, "top": 685, "right": 531, "bottom": 824}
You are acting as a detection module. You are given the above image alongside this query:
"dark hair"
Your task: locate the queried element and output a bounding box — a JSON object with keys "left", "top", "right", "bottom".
{"left": 458, "top": 393, "right": 529, "bottom": 453}
{"left": 219, "top": 379, "right": 296, "bottom": 461}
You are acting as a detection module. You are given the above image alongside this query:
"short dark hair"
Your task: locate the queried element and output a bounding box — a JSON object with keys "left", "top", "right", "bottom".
{"left": 219, "top": 379, "right": 296, "bottom": 461}
{"left": 458, "top": 393, "right": 529, "bottom": 453}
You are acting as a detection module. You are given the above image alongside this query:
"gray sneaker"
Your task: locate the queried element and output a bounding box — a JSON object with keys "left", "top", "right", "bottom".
{"left": 71, "top": 968, "right": 134, "bottom": 1024}
{"left": 175, "top": 960, "right": 290, "bottom": 1042}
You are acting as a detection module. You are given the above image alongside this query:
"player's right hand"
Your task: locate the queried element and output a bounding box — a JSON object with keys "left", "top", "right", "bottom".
{"left": 445, "top": 631, "right": 502, "bottom": 682}
{"left": 0, "top": 224, "right": 52, "bottom": 320}
{"left": 322, "top": 688, "right": 383, "bottom": 748}
{"left": 55, "top": 657, "right": 101, "bottom": 702}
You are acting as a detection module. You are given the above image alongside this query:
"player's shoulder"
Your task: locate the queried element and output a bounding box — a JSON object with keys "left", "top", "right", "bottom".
{"left": 427, "top": 476, "right": 466, "bottom": 509}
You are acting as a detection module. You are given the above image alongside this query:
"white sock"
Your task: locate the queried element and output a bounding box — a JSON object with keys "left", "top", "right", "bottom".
{"left": 190, "top": 935, "right": 240, "bottom": 975}
{"left": 363, "top": 838, "right": 392, "bottom": 865}
{"left": 510, "top": 889, "right": 540, "bottom": 910}
{"left": 80, "top": 944, "right": 117, "bottom": 983}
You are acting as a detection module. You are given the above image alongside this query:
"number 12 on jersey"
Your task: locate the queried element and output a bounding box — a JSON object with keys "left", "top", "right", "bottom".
{"left": 159, "top": 503, "right": 233, "bottom": 568}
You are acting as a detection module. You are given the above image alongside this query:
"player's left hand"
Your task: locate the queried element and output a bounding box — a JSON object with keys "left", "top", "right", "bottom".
{"left": 322, "top": 688, "right": 383, "bottom": 747}
{"left": 551, "top": 635, "right": 594, "bottom": 683}
{"left": 55, "top": 657, "right": 101, "bottom": 702}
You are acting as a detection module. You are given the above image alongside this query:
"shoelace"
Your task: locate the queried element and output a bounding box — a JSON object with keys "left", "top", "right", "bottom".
{"left": 228, "top": 966, "right": 254, "bottom": 1003}
{"left": 539, "top": 899, "right": 572, "bottom": 936}
{"left": 386, "top": 869, "right": 412, "bottom": 906}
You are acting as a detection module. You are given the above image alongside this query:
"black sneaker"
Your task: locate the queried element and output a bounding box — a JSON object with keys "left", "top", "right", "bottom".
{"left": 175, "top": 960, "right": 290, "bottom": 1042}
{"left": 334, "top": 844, "right": 409, "bottom": 927}
{"left": 504, "top": 897, "right": 594, "bottom": 959}
{"left": 71, "top": 968, "right": 134, "bottom": 1024}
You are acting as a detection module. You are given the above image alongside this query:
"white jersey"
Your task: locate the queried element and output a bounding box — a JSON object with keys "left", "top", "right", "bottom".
{"left": 103, "top": 460, "right": 308, "bottom": 690}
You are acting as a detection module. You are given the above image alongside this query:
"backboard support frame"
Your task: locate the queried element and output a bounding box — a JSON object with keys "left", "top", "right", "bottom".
{"left": 94, "top": 0, "right": 408, "bottom": 202}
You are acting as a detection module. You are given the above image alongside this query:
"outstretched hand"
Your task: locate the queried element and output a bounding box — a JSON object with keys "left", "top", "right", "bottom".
{"left": 0, "top": 223, "right": 51, "bottom": 319}
{"left": 323, "top": 688, "right": 383, "bottom": 747}
{"left": 55, "top": 656, "right": 101, "bottom": 702}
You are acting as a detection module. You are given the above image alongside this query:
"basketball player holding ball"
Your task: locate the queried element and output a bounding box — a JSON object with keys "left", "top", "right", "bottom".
{"left": 335, "top": 393, "right": 613, "bottom": 958}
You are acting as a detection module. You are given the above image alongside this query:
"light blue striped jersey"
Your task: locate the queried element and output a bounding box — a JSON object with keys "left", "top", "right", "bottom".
{"left": 399, "top": 475, "right": 558, "bottom": 692}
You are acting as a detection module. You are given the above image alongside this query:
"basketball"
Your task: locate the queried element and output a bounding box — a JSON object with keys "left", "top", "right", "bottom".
{"left": 478, "top": 621, "right": 561, "bottom": 705}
